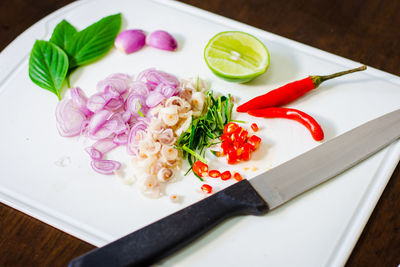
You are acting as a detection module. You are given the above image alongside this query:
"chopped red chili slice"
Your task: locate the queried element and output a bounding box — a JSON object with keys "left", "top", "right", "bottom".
{"left": 201, "top": 184, "right": 212, "bottom": 194}
{"left": 220, "top": 171, "right": 232, "bottom": 180}
{"left": 227, "top": 148, "right": 238, "bottom": 164}
{"left": 238, "top": 129, "right": 248, "bottom": 142}
{"left": 251, "top": 123, "right": 259, "bottom": 132}
{"left": 193, "top": 161, "right": 209, "bottom": 177}
{"left": 224, "top": 122, "right": 240, "bottom": 134}
{"left": 233, "top": 172, "right": 243, "bottom": 181}
{"left": 241, "top": 143, "right": 251, "bottom": 161}
{"left": 208, "top": 170, "right": 221, "bottom": 178}
{"left": 248, "top": 135, "right": 261, "bottom": 151}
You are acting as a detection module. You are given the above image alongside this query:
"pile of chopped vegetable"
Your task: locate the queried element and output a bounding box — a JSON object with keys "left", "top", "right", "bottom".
{"left": 55, "top": 68, "right": 183, "bottom": 175}
{"left": 131, "top": 78, "right": 207, "bottom": 198}
{"left": 176, "top": 90, "right": 234, "bottom": 179}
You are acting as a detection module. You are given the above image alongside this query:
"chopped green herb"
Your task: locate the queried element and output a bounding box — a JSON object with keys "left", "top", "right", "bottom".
{"left": 176, "top": 91, "right": 234, "bottom": 178}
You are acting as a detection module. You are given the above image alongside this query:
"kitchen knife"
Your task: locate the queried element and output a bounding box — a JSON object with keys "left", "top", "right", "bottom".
{"left": 69, "top": 109, "right": 400, "bottom": 267}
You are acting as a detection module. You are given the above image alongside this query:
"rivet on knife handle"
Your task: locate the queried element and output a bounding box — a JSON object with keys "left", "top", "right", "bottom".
{"left": 68, "top": 180, "right": 269, "bottom": 267}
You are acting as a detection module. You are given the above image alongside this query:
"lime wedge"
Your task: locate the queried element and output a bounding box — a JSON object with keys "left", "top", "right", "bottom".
{"left": 204, "top": 31, "right": 270, "bottom": 83}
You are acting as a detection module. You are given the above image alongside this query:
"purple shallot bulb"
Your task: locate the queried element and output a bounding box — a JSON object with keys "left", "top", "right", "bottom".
{"left": 115, "top": 29, "right": 146, "bottom": 54}
{"left": 146, "top": 30, "right": 178, "bottom": 51}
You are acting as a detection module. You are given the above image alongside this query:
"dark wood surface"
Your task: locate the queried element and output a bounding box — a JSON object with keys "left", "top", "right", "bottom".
{"left": 1, "top": 0, "right": 399, "bottom": 266}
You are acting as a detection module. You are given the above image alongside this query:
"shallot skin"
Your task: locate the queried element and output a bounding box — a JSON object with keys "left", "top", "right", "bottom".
{"left": 146, "top": 30, "right": 178, "bottom": 51}
{"left": 115, "top": 29, "right": 146, "bottom": 54}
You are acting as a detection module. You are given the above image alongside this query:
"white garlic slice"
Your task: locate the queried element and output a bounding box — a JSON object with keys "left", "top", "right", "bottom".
{"left": 179, "top": 110, "right": 192, "bottom": 119}
{"left": 148, "top": 118, "right": 164, "bottom": 138}
{"left": 149, "top": 104, "right": 163, "bottom": 117}
{"left": 178, "top": 88, "right": 193, "bottom": 102}
{"left": 191, "top": 91, "right": 205, "bottom": 111}
{"left": 157, "top": 128, "right": 176, "bottom": 145}
{"left": 180, "top": 79, "right": 196, "bottom": 91}
{"left": 137, "top": 154, "right": 158, "bottom": 173}
{"left": 175, "top": 116, "right": 192, "bottom": 137}
{"left": 138, "top": 138, "right": 161, "bottom": 156}
{"left": 160, "top": 145, "right": 179, "bottom": 161}
{"left": 150, "top": 160, "right": 164, "bottom": 176}
{"left": 157, "top": 167, "right": 175, "bottom": 182}
{"left": 165, "top": 96, "right": 184, "bottom": 108}
{"left": 140, "top": 176, "right": 163, "bottom": 198}
{"left": 160, "top": 106, "right": 179, "bottom": 126}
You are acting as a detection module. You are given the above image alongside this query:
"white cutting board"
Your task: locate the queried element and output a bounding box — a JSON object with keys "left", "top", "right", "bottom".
{"left": 1, "top": 0, "right": 400, "bottom": 266}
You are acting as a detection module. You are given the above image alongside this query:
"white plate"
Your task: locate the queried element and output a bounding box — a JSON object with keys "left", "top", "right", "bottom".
{"left": 1, "top": 0, "right": 400, "bottom": 266}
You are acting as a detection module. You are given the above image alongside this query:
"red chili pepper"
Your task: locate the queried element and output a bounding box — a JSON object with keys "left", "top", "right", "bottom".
{"left": 192, "top": 161, "right": 209, "bottom": 177}
{"left": 241, "top": 143, "right": 251, "bottom": 161}
{"left": 236, "top": 65, "right": 366, "bottom": 112}
{"left": 208, "top": 170, "right": 221, "bottom": 178}
{"left": 233, "top": 172, "right": 243, "bottom": 181}
{"left": 248, "top": 107, "right": 324, "bottom": 141}
{"left": 224, "top": 122, "right": 240, "bottom": 134}
{"left": 247, "top": 135, "right": 261, "bottom": 151}
{"left": 220, "top": 171, "right": 232, "bottom": 180}
{"left": 227, "top": 148, "right": 238, "bottom": 164}
{"left": 201, "top": 184, "right": 212, "bottom": 194}
{"left": 251, "top": 123, "right": 259, "bottom": 132}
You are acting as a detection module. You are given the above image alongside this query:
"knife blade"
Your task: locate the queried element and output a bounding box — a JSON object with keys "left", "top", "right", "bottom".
{"left": 69, "top": 109, "right": 400, "bottom": 267}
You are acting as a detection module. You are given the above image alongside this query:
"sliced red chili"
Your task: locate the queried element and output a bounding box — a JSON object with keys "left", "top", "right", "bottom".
{"left": 220, "top": 171, "right": 232, "bottom": 180}
{"left": 208, "top": 170, "right": 221, "bottom": 178}
{"left": 241, "top": 143, "right": 251, "bottom": 161}
{"left": 221, "top": 133, "right": 231, "bottom": 143}
{"left": 236, "top": 147, "right": 244, "bottom": 157}
{"left": 224, "top": 122, "right": 240, "bottom": 134}
{"left": 227, "top": 148, "right": 238, "bottom": 164}
{"left": 193, "top": 161, "right": 209, "bottom": 177}
{"left": 251, "top": 123, "right": 259, "bottom": 132}
{"left": 233, "top": 172, "right": 243, "bottom": 181}
{"left": 248, "top": 135, "right": 261, "bottom": 151}
{"left": 238, "top": 129, "right": 248, "bottom": 142}
{"left": 221, "top": 141, "right": 230, "bottom": 155}
{"left": 201, "top": 184, "right": 212, "bottom": 194}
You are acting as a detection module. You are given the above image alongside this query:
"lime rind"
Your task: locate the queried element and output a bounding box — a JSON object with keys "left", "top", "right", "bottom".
{"left": 204, "top": 31, "right": 270, "bottom": 83}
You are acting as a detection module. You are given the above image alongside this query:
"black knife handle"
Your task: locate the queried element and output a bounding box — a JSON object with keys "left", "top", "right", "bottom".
{"left": 68, "top": 179, "right": 269, "bottom": 267}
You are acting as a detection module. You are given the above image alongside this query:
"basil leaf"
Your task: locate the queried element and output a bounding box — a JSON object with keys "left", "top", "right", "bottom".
{"left": 66, "top": 13, "right": 121, "bottom": 68}
{"left": 49, "top": 20, "right": 78, "bottom": 51}
{"left": 29, "top": 40, "right": 69, "bottom": 100}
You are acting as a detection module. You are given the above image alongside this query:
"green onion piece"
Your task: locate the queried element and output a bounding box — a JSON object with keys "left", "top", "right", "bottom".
{"left": 181, "top": 145, "right": 208, "bottom": 163}
{"left": 137, "top": 100, "right": 145, "bottom": 117}
{"left": 231, "top": 119, "right": 246, "bottom": 123}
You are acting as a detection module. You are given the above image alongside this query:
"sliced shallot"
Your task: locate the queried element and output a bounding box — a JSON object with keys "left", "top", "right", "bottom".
{"left": 70, "top": 87, "right": 92, "bottom": 116}
{"left": 91, "top": 159, "right": 121, "bottom": 175}
{"left": 55, "top": 99, "right": 87, "bottom": 137}
{"left": 87, "top": 109, "right": 113, "bottom": 135}
{"left": 146, "top": 91, "right": 165, "bottom": 108}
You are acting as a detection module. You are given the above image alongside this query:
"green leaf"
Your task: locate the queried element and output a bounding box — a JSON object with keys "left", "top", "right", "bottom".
{"left": 49, "top": 20, "right": 78, "bottom": 51}
{"left": 66, "top": 13, "right": 121, "bottom": 68}
{"left": 29, "top": 40, "right": 69, "bottom": 100}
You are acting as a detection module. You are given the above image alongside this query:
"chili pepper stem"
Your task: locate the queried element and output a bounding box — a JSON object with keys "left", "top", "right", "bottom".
{"left": 310, "top": 65, "right": 366, "bottom": 87}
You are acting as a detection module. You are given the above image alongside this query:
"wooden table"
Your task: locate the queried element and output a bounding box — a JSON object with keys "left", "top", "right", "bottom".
{"left": 1, "top": 0, "right": 399, "bottom": 266}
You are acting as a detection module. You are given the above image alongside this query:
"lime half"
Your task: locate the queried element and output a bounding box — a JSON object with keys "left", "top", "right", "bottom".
{"left": 204, "top": 31, "right": 270, "bottom": 83}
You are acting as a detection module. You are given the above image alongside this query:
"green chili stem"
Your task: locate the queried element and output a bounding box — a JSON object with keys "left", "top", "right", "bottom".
{"left": 311, "top": 65, "right": 367, "bottom": 87}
